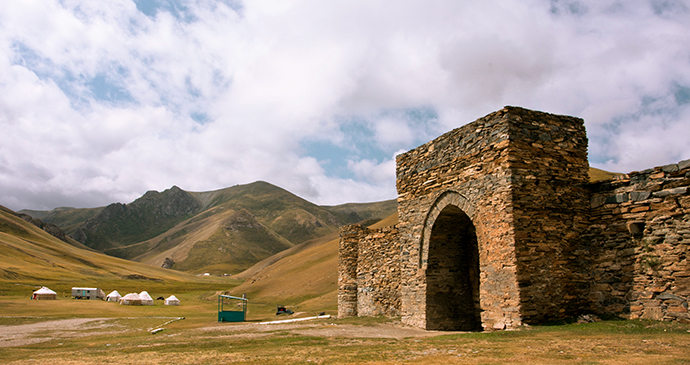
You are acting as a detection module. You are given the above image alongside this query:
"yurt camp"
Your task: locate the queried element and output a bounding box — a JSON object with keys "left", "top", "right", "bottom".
{"left": 139, "top": 291, "right": 154, "bottom": 306}
{"left": 119, "top": 293, "right": 141, "bottom": 306}
{"left": 32, "top": 286, "right": 57, "bottom": 300}
{"left": 164, "top": 295, "right": 180, "bottom": 306}
{"left": 106, "top": 290, "right": 121, "bottom": 302}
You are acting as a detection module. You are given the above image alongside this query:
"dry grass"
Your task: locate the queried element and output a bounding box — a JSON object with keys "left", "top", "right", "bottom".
{"left": 589, "top": 167, "right": 624, "bottom": 182}
{"left": 228, "top": 212, "right": 400, "bottom": 315}
{"left": 0, "top": 209, "right": 205, "bottom": 285}
{"left": 1, "top": 305, "right": 688, "bottom": 365}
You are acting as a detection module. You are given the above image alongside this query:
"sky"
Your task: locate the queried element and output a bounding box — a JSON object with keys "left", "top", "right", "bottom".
{"left": 1, "top": 0, "right": 689, "bottom": 211}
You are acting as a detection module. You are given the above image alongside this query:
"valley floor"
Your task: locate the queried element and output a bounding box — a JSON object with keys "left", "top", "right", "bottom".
{"left": 1, "top": 294, "right": 689, "bottom": 365}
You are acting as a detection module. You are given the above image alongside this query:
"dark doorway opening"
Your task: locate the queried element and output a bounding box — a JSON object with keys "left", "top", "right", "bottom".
{"left": 425, "top": 205, "right": 481, "bottom": 330}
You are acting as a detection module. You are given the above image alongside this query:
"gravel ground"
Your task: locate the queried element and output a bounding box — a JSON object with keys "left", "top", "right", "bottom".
{"left": 0, "top": 318, "right": 116, "bottom": 347}
{"left": 1, "top": 317, "right": 451, "bottom": 348}
{"left": 199, "top": 320, "right": 453, "bottom": 339}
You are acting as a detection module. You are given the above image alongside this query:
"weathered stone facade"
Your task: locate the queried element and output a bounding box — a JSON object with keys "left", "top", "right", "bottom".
{"left": 338, "top": 106, "right": 690, "bottom": 330}
{"left": 338, "top": 225, "right": 400, "bottom": 318}
{"left": 581, "top": 161, "right": 690, "bottom": 322}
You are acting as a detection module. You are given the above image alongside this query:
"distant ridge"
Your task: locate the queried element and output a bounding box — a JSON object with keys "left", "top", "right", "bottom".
{"left": 23, "top": 181, "right": 397, "bottom": 275}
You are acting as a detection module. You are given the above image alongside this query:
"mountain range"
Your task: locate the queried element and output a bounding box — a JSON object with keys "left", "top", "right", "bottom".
{"left": 20, "top": 181, "right": 397, "bottom": 275}
{"left": 4, "top": 167, "right": 618, "bottom": 312}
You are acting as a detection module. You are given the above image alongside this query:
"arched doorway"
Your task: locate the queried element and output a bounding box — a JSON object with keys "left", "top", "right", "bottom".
{"left": 425, "top": 205, "right": 481, "bottom": 331}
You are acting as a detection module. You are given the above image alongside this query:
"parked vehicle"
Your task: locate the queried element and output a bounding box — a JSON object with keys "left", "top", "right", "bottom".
{"left": 71, "top": 287, "right": 105, "bottom": 300}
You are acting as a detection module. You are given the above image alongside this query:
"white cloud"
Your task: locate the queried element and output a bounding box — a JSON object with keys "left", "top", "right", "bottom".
{"left": 372, "top": 117, "right": 414, "bottom": 149}
{"left": 347, "top": 154, "right": 398, "bottom": 186}
{"left": 1, "top": 0, "right": 689, "bottom": 210}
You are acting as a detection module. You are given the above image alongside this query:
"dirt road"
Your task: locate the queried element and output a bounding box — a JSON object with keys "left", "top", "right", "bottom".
{"left": 199, "top": 320, "right": 453, "bottom": 339}
{"left": 0, "top": 318, "right": 117, "bottom": 347}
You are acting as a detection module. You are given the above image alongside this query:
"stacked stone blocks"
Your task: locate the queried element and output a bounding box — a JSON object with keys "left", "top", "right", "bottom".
{"left": 338, "top": 106, "right": 690, "bottom": 330}
{"left": 338, "top": 225, "right": 400, "bottom": 318}
{"left": 583, "top": 160, "right": 690, "bottom": 322}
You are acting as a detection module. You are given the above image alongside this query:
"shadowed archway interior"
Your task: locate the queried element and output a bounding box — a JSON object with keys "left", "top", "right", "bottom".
{"left": 425, "top": 205, "right": 481, "bottom": 331}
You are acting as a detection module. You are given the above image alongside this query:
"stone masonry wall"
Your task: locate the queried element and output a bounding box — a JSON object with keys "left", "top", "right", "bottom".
{"left": 356, "top": 226, "right": 400, "bottom": 317}
{"left": 338, "top": 224, "right": 400, "bottom": 318}
{"left": 396, "top": 107, "right": 520, "bottom": 330}
{"left": 504, "top": 108, "right": 591, "bottom": 323}
{"left": 338, "top": 225, "right": 363, "bottom": 318}
{"left": 582, "top": 159, "right": 690, "bottom": 323}
{"left": 338, "top": 105, "right": 690, "bottom": 330}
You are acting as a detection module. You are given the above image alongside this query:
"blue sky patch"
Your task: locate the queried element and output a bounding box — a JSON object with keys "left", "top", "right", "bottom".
{"left": 674, "top": 84, "right": 690, "bottom": 105}
{"left": 300, "top": 140, "right": 354, "bottom": 179}
{"left": 651, "top": 0, "right": 689, "bottom": 17}
{"left": 133, "top": 0, "right": 243, "bottom": 21}
{"left": 87, "top": 73, "right": 134, "bottom": 105}
{"left": 549, "top": 0, "right": 588, "bottom": 16}
{"left": 300, "top": 106, "right": 440, "bottom": 179}
{"left": 134, "top": 0, "right": 197, "bottom": 22}
{"left": 190, "top": 111, "right": 210, "bottom": 124}
{"left": 12, "top": 42, "right": 89, "bottom": 107}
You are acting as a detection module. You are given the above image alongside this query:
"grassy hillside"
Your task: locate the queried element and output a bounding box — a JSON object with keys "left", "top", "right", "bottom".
{"left": 321, "top": 199, "right": 397, "bottom": 227}
{"left": 229, "top": 211, "right": 399, "bottom": 313}
{"left": 25, "top": 181, "right": 397, "bottom": 275}
{"left": 169, "top": 209, "right": 294, "bottom": 274}
{"left": 26, "top": 206, "right": 103, "bottom": 236}
{"left": 232, "top": 234, "right": 340, "bottom": 312}
{"left": 127, "top": 183, "right": 395, "bottom": 275}
{"left": 188, "top": 181, "right": 358, "bottom": 244}
{"left": 0, "top": 204, "right": 205, "bottom": 288}
{"left": 589, "top": 166, "right": 623, "bottom": 182}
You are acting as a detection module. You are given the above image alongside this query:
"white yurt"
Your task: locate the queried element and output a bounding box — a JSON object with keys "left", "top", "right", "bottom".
{"left": 139, "top": 291, "right": 154, "bottom": 306}
{"left": 106, "top": 290, "right": 121, "bottom": 302}
{"left": 119, "top": 293, "right": 142, "bottom": 306}
{"left": 32, "top": 286, "right": 57, "bottom": 300}
{"left": 164, "top": 295, "right": 180, "bottom": 306}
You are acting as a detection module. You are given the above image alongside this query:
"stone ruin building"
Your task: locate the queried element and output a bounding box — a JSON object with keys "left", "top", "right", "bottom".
{"left": 338, "top": 106, "right": 690, "bottom": 331}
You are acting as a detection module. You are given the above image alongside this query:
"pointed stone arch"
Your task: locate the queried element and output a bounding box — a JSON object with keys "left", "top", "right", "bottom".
{"left": 419, "top": 191, "right": 476, "bottom": 269}
{"left": 418, "top": 191, "right": 481, "bottom": 330}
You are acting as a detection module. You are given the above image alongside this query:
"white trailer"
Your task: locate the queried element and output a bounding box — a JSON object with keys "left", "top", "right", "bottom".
{"left": 71, "top": 287, "right": 105, "bottom": 300}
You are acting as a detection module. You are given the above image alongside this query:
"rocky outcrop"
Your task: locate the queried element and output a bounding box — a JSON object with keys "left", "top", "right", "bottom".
{"left": 71, "top": 203, "right": 127, "bottom": 244}
{"left": 71, "top": 186, "right": 203, "bottom": 254}
{"left": 161, "top": 257, "right": 175, "bottom": 269}
{"left": 16, "top": 213, "right": 69, "bottom": 243}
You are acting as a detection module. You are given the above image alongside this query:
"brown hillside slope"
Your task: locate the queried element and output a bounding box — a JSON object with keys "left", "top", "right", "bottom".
{"left": 0, "top": 205, "right": 197, "bottom": 285}
{"left": 231, "top": 234, "right": 340, "bottom": 312}
{"left": 127, "top": 206, "right": 293, "bottom": 275}
{"left": 229, "top": 212, "right": 399, "bottom": 312}
{"left": 589, "top": 166, "right": 623, "bottom": 182}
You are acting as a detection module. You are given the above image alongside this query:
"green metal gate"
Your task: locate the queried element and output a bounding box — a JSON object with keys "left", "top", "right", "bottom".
{"left": 218, "top": 294, "right": 248, "bottom": 322}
